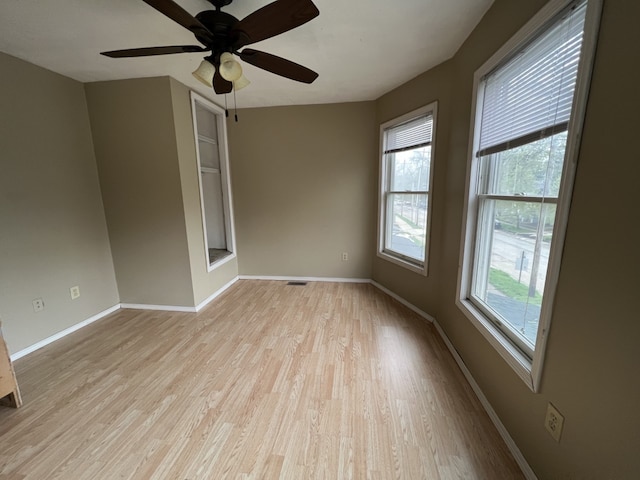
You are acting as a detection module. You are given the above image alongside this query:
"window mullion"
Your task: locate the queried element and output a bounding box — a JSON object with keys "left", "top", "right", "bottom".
{"left": 478, "top": 194, "right": 558, "bottom": 204}
{"left": 388, "top": 190, "right": 429, "bottom": 195}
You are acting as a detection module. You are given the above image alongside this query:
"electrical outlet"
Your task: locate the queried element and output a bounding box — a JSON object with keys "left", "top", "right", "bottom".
{"left": 342, "top": 252, "right": 349, "bottom": 261}
{"left": 70, "top": 285, "right": 80, "bottom": 300}
{"left": 545, "top": 403, "right": 564, "bottom": 442}
{"left": 32, "top": 298, "right": 44, "bottom": 312}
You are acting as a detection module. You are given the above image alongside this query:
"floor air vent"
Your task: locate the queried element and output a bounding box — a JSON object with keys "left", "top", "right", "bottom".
{"left": 287, "top": 281, "right": 308, "bottom": 286}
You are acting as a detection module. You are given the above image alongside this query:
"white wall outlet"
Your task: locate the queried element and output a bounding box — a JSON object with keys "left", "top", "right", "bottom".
{"left": 32, "top": 298, "right": 44, "bottom": 312}
{"left": 70, "top": 286, "right": 80, "bottom": 300}
{"left": 342, "top": 252, "right": 349, "bottom": 261}
{"left": 545, "top": 402, "right": 565, "bottom": 442}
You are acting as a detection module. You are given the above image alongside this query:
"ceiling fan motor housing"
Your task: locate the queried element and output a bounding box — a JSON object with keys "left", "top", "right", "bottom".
{"left": 195, "top": 10, "right": 241, "bottom": 57}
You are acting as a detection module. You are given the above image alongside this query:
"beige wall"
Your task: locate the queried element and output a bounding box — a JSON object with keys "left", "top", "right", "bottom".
{"left": 227, "top": 102, "right": 377, "bottom": 279}
{"left": 0, "top": 52, "right": 119, "bottom": 353}
{"left": 85, "top": 77, "right": 194, "bottom": 307}
{"left": 372, "top": 59, "right": 454, "bottom": 314}
{"left": 374, "top": 0, "right": 640, "bottom": 478}
{"left": 169, "top": 78, "right": 238, "bottom": 305}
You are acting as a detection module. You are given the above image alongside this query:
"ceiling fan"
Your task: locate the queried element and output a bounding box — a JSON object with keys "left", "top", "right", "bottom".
{"left": 101, "top": 0, "right": 320, "bottom": 94}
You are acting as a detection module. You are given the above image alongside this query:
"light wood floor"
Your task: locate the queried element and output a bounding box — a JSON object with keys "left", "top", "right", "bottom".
{"left": 0, "top": 281, "right": 524, "bottom": 479}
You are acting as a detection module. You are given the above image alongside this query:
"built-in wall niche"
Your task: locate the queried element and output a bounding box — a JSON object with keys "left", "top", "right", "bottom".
{"left": 190, "top": 92, "right": 236, "bottom": 271}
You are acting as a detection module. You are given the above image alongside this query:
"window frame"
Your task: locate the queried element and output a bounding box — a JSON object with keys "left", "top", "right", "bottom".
{"left": 377, "top": 102, "right": 438, "bottom": 276}
{"left": 190, "top": 91, "right": 237, "bottom": 272}
{"left": 456, "top": 0, "right": 602, "bottom": 391}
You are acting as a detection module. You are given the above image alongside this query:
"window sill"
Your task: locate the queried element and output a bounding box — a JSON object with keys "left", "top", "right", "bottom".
{"left": 207, "top": 251, "right": 236, "bottom": 273}
{"left": 377, "top": 251, "right": 427, "bottom": 276}
{"left": 455, "top": 297, "right": 537, "bottom": 391}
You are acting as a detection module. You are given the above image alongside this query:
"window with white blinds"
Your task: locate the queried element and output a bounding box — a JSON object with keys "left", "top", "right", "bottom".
{"left": 378, "top": 103, "right": 437, "bottom": 274}
{"left": 477, "top": 1, "right": 587, "bottom": 157}
{"left": 457, "top": 0, "right": 600, "bottom": 390}
{"left": 384, "top": 115, "right": 434, "bottom": 154}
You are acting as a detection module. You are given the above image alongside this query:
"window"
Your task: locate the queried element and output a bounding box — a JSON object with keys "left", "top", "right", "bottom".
{"left": 457, "top": 0, "right": 601, "bottom": 390}
{"left": 378, "top": 103, "right": 437, "bottom": 275}
{"left": 190, "top": 92, "right": 236, "bottom": 271}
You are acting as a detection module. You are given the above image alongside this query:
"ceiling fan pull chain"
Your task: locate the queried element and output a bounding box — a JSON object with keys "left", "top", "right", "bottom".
{"left": 233, "top": 87, "right": 239, "bottom": 122}
{"left": 224, "top": 94, "right": 229, "bottom": 118}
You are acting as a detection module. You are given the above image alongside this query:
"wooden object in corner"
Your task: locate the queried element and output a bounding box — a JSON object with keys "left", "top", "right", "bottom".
{"left": 0, "top": 321, "right": 22, "bottom": 408}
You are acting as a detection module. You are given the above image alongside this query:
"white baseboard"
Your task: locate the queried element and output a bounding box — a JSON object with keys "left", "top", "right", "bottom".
{"left": 238, "top": 275, "right": 370, "bottom": 283}
{"left": 119, "top": 303, "right": 197, "bottom": 312}
{"left": 370, "top": 280, "right": 435, "bottom": 323}
{"left": 10, "top": 304, "right": 120, "bottom": 361}
{"left": 195, "top": 276, "right": 239, "bottom": 312}
{"left": 432, "top": 320, "right": 538, "bottom": 480}
{"left": 11, "top": 279, "right": 243, "bottom": 361}
{"left": 121, "top": 276, "right": 241, "bottom": 313}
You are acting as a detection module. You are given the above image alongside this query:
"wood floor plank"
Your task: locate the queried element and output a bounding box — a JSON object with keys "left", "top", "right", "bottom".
{"left": 0, "top": 280, "right": 524, "bottom": 479}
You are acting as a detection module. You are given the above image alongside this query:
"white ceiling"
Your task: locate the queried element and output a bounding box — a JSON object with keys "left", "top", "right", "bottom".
{"left": 0, "top": 0, "right": 493, "bottom": 108}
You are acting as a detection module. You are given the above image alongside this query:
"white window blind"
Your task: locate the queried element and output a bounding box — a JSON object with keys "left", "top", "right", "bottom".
{"left": 384, "top": 114, "right": 433, "bottom": 154}
{"left": 477, "top": 1, "right": 587, "bottom": 157}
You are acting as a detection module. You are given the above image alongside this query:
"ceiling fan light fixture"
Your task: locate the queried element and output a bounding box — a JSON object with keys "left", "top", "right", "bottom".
{"left": 233, "top": 74, "right": 250, "bottom": 91}
{"left": 219, "top": 52, "right": 243, "bottom": 82}
{"left": 192, "top": 59, "right": 215, "bottom": 87}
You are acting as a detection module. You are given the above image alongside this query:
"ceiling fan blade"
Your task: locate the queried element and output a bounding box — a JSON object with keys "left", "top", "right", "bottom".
{"left": 232, "top": 0, "right": 319, "bottom": 48}
{"left": 142, "top": 0, "right": 213, "bottom": 42}
{"left": 101, "top": 45, "right": 209, "bottom": 58}
{"left": 239, "top": 49, "right": 318, "bottom": 83}
{"left": 213, "top": 69, "right": 233, "bottom": 94}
